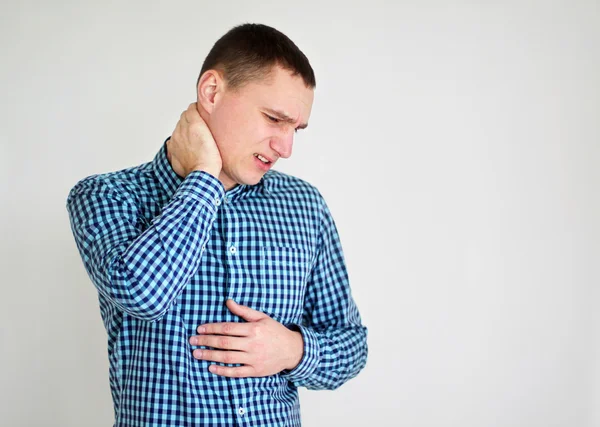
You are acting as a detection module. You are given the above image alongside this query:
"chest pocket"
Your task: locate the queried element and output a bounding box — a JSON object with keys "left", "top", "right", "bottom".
{"left": 260, "top": 246, "right": 311, "bottom": 324}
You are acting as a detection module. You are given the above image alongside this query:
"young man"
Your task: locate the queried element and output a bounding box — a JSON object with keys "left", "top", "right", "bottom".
{"left": 66, "top": 23, "right": 367, "bottom": 426}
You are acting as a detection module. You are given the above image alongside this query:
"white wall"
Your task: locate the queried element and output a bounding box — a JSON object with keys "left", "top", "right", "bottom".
{"left": 1, "top": 1, "right": 598, "bottom": 426}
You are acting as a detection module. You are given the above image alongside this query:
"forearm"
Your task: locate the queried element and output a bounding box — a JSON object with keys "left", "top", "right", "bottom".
{"left": 68, "top": 171, "right": 224, "bottom": 321}
{"left": 106, "top": 174, "right": 219, "bottom": 320}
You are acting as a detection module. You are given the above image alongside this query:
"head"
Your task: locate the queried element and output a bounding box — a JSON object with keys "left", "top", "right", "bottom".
{"left": 196, "top": 23, "right": 316, "bottom": 190}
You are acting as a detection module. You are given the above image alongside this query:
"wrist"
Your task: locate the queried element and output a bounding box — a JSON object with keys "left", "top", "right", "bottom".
{"left": 189, "top": 165, "right": 221, "bottom": 179}
{"left": 285, "top": 330, "right": 304, "bottom": 371}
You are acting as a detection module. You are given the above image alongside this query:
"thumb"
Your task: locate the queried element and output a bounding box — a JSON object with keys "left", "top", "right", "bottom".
{"left": 226, "top": 299, "right": 266, "bottom": 322}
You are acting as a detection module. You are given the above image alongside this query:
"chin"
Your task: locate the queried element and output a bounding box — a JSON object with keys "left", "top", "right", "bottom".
{"left": 243, "top": 174, "right": 263, "bottom": 186}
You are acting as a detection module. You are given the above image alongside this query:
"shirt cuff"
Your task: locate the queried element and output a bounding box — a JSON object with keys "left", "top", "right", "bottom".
{"left": 173, "top": 170, "right": 225, "bottom": 209}
{"left": 280, "top": 324, "right": 320, "bottom": 383}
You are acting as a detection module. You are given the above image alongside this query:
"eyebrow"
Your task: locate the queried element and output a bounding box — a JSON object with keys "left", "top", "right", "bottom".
{"left": 264, "top": 108, "right": 308, "bottom": 130}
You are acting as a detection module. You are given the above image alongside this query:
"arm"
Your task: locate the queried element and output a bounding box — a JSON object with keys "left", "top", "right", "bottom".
{"left": 66, "top": 171, "right": 224, "bottom": 322}
{"left": 67, "top": 103, "right": 223, "bottom": 322}
{"left": 281, "top": 195, "right": 369, "bottom": 390}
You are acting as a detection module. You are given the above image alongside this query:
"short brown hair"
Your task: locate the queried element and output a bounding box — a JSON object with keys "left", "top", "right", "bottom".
{"left": 198, "top": 23, "right": 316, "bottom": 92}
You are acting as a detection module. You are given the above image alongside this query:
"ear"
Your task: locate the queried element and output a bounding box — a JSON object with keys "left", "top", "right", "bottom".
{"left": 197, "top": 70, "right": 224, "bottom": 115}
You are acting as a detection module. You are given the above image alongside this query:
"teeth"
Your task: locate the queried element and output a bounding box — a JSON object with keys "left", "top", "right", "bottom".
{"left": 255, "top": 154, "right": 269, "bottom": 163}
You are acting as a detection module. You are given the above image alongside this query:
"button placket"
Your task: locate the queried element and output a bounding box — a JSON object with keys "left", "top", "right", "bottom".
{"left": 222, "top": 200, "right": 242, "bottom": 308}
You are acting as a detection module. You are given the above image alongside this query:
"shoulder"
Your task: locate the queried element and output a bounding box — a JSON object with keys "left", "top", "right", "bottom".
{"left": 66, "top": 161, "right": 155, "bottom": 206}
{"left": 263, "top": 170, "right": 324, "bottom": 205}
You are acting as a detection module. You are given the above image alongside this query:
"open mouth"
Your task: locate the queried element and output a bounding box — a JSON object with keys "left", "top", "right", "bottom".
{"left": 254, "top": 153, "right": 272, "bottom": 164}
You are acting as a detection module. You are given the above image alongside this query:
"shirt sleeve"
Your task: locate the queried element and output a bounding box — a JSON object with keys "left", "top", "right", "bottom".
{"left": 280, "top": 194, "right": 368, "bottom": 390}
{"left": 66, "top": 170, "right": 224, "bottom": 322}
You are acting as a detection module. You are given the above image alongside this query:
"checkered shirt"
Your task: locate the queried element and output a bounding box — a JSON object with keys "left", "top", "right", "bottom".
{"left": 66, "top": 140, "right": 368, "bottom": 426}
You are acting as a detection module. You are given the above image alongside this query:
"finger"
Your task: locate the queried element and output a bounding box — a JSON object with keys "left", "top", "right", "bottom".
{"left": 226, "top": 299, "right": 268, "bottom": 322}
{"left": 184, "top": 103, "right": 203, "bottom": 124}
{"left": 197, "top": 322, "right": 252, "bottom": 337}
{"left": 190, "top": 335, "right": 246, "bottom": 351}
{"left": 209, "top": 364, "right": 255, "bottom": 378}
{"left": 193, "top": 348, "right": 249, "bottom": 365}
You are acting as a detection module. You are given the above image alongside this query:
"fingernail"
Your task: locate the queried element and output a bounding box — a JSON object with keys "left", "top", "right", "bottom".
{"left": 194, "top": 349, "right": 203, "bottom": 358}
{"left": 189, "top": 337, "right": 197, "bottom": 345}
{"left": 197, "top": 326, "right": 206, "bottom": 334}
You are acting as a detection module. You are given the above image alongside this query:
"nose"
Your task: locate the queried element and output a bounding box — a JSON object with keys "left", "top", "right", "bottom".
{"left": 270, "top": 129, "right": 294, "bottom": 159}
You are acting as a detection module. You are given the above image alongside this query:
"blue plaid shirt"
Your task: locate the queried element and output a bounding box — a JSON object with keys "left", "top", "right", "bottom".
{"left": 66, "top": 140, "right": 368, "bottom": 426}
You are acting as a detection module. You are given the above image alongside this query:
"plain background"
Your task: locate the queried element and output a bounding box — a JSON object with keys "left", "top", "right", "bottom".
{"left": 1, "top": 1, "right": 598, "bottom": 426}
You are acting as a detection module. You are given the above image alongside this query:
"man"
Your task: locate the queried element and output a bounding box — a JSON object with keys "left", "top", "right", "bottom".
{"left": 66, "top": 23, "right": 367, "bottom": 426}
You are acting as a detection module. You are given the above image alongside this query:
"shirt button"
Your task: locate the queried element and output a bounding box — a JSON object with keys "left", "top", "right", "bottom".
{"left": 238, "top": 407, "right": 245, "bottom": 416}
{"left": 214, "top": 198, "right": 221, "bottom": 206}
{"left": 201, "top": 244, "right": 206, "bottom": 251}
{"left": 229, "top": 245, "right": 237, "bottom": 255}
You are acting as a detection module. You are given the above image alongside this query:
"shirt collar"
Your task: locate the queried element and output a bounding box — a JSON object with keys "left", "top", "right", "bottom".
{"left": 152, "top": 137, "right": 271, "bottom": 199}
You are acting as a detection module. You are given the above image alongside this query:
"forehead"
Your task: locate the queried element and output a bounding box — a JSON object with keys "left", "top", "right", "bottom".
{"left": 238, "top": 66, "right": 314, "bottom": 122}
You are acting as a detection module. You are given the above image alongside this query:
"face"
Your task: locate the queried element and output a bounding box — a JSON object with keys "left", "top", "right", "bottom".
{"left": 199, "top": 65, "right": 314, "bottom": 190}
